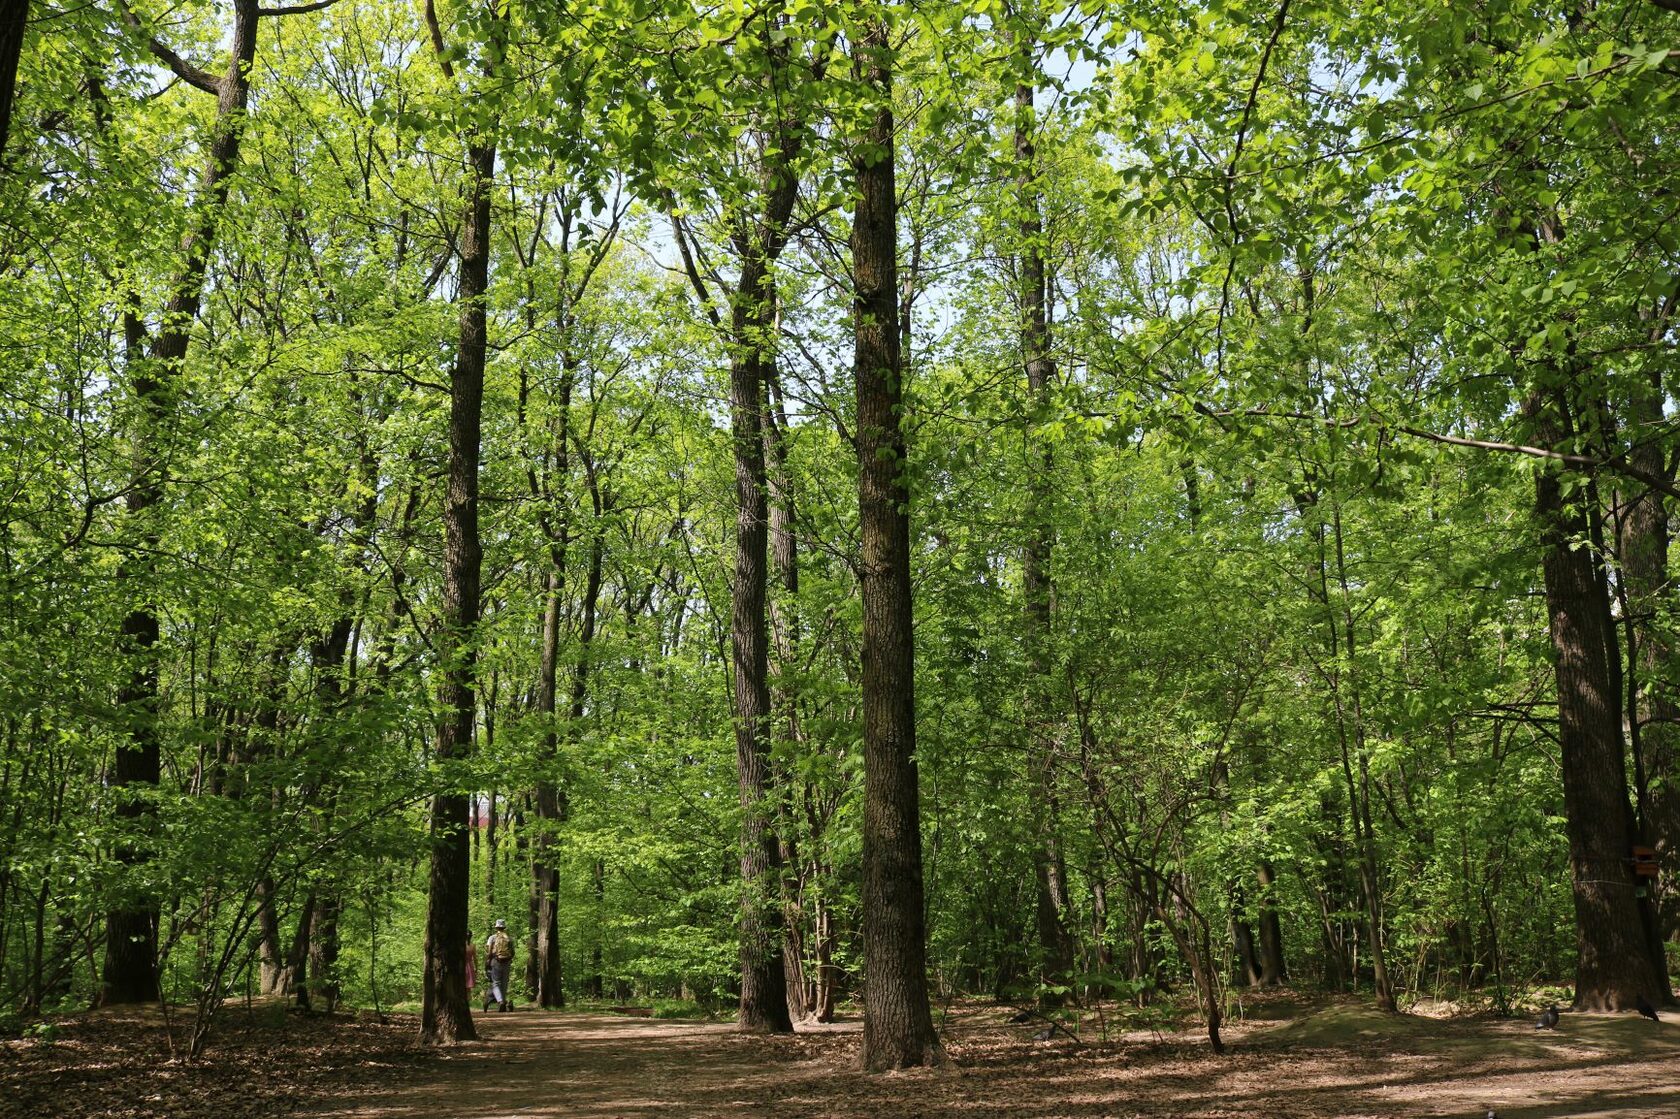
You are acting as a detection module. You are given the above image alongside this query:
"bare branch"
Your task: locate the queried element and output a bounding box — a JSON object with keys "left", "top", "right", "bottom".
{"left": 667, "top": 210, "right": 724, "bottom": 329}
{"left": 257, "top": 0, "right": 342, "bottom": 13}
{"left": 1201, "top": 404, "right": 1680, "bottom": 501}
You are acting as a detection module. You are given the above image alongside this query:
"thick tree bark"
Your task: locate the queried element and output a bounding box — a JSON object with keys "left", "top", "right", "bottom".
{"left": 104, "top": 0, "right": 260, "bottom": 1007}
{"left": 0, "top": 0, "right": 25, "bottom": 164}
{"left": 852, "top": 24, "right": 942, "bottom": 1072}
{"left": 419, "top": 130, "right": 495, "bottom": 1045}
{"left": 724, "top": 44, "right": 806, "bottom": 1030}
{"left": 731, "top": 246, "right": 795, "bottom": 1034}
{"left": 1530, "top": 389, "right": 1672, "bottom": 1009}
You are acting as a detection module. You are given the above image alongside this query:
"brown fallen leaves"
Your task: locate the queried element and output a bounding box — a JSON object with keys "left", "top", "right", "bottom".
{"left": 0, "top": 1005, "right": 432, "bottom": 1119}
{"left": 6, "top": 996, "right": 1679, "bottom": 1119}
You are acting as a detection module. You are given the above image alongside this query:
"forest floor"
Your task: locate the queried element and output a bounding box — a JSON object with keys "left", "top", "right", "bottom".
{"left": 3, "top": 993, "right": 1677, "bottom": 1119}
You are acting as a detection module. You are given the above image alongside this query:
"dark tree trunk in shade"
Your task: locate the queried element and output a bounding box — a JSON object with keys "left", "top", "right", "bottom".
{"left": 419, "top": 130, "right": 496, "bottom": 1046}
{"left": 724, "top": 58, "right": 805, "bottom": 1030}
{"left": 299, "top": 605, "right": 357, "bottom": 1013}
{"left": 767, "top": 367, "right": 813, "bottom": 1024}
{"left": 530, "top": 571, "right": 566, "bottom": 1008}
{"left": 0, "top": 0, "right": 25, "bottom": 164}
{"left": 1528, "top": 388, "right": 1672, "bottom": 1009}
{"left": 852, "top": 23, "right": 942, "bottom": 1072}
{"left": 1256, "top": 861, "right": 1288, "bottom": 985}
{"left": 1231, "top": 908, "right": 1263, "bottom": 989}
{"left": 104, "top": 0, "right": 260, "bottom": 1007}
{"left": 1015, "top": 73, "right": 1076, "bottom": 1006}
{"left": 730, "top": 248, "right": 793, "bottom": 1034}
{"left": 1616, "top": 362, "right": 1680, "bottom": 944}
{"left": 526, "top": 342, "right": 575, "bottom": 1009}
{"left": 308, "top": 892, "right": 340, "bottom": 1013}
{"left": 587, "top": 856, "right": 605, "bottom": 999}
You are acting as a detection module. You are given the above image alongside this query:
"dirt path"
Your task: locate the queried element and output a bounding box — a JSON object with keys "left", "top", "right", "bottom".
{"left": 314, "top": 1013, "right": 837, "bottom": 1119}
{"left": 313, "top": 1006, "right": 1680, "bottom": 1119}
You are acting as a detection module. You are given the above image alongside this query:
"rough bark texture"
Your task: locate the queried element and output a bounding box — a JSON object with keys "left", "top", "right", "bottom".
{"left": 1530, "top": 389, "right": 1671, "bottom": 1010}
{"left": 852, "top": 24, "right": 942, "bottom": 1072}
{"left": 418, "top": 130, "right": 495, "bottom": 1045}
{"left": 731, "top": 250, "right": 793, "bottom": 1033}
{"left": 104, "top": 0, "right": 260, "bottom": 1007}
{"left": 726, "top": 63, "right": 805, "bottom": 1031}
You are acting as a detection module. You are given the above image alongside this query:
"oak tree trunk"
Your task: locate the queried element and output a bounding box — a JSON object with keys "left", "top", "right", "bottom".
{"left": 731, "top": 251, "right": 793, "bottom": 1032}
{"left": 1530, "top": 389, "right": 1671, "bottom": 1009}
{"left": 852, "top": 23, "right": 942, "bottom": 1071}
{"left": 419, "top": 129, "right": 496, "bottom": 1045}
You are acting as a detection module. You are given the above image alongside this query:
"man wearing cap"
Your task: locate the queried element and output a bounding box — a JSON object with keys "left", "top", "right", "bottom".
{"left": 483, "top": 919, "right": 515, "bottom": 1013}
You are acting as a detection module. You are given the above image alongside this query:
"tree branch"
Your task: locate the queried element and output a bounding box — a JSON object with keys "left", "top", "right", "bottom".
{"left": 1199, "top": 404, "right": 1680, "bottom": 501}
{"left": 257, "top": 0, "right": 342, "bottom": 13}
{"left": 422, "top": 0, "right": 455, "bottom": 80}
{"left": 117, "top": 3, "right": 220, "bottom": 95}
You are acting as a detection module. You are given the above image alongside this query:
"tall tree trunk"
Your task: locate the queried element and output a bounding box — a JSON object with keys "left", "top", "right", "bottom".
{"left": 587, "top": 856, "right": 604, "bottom": 999}
{"left": 730, "top": 238, "right": 794, "bottom": 1035}
{"left": 104, "top": 0, "right": 260, "bottom": 1007}
{"left": 1529, "top": 387, "right": 1671, "bottom": 1009}
{"left": 852, "top": 22, "right": 942, "bottom": 1072}
{"left": 1256, "top": 861, "right": 1287, "bottom": 985}
{"left": 419, "top": 124, "right": 495, "bottom": 1045}
{"left": 767, "top": 366, "right": 811, "bottom": 1024}
{"left": 1311, "top": 496, "right": 1394, "bottom": 1011}
{"left": 530, "top": 573, "right": 566, "bottom": 1008}
{"left": 724, "top": 41, "right": 806, "bottom": 1030}
{"left": 527, "top": 338, "right": 575, "bottom": 1009}
{"left": 1015, "top": 69, "right": 1075, "bottom": 1007}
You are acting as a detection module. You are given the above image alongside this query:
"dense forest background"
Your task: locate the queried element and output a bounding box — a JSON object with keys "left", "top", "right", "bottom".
{"left": 1, "top": 0, "right": 1677, "bottom": 1065}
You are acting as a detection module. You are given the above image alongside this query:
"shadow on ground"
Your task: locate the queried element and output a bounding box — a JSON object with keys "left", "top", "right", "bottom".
{"left": 312, "top": 1002, "right": 1680, "bottom": 1119}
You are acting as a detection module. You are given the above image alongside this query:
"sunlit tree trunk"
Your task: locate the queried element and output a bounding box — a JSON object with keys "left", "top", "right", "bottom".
{"left": 419, "top": 124, "right": 494, "bottom": 1047}
{"left": 853, "top": 20, "right": 942, "bottom": 1072}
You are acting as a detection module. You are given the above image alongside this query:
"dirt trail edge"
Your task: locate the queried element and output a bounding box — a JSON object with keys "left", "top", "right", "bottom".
{"left": 314, "top": 1006, "right": 1680, "bottom": 1119}
{"left": 315, "top": 1012, "right": 847, "bottom": 1119}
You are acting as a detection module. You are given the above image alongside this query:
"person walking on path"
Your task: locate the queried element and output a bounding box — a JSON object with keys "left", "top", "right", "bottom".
{"left": 465, "top": 937, "right": 478, "bottom": 999}
{"left": 484, "top": 919, "right": 514, "bottom": 1012}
